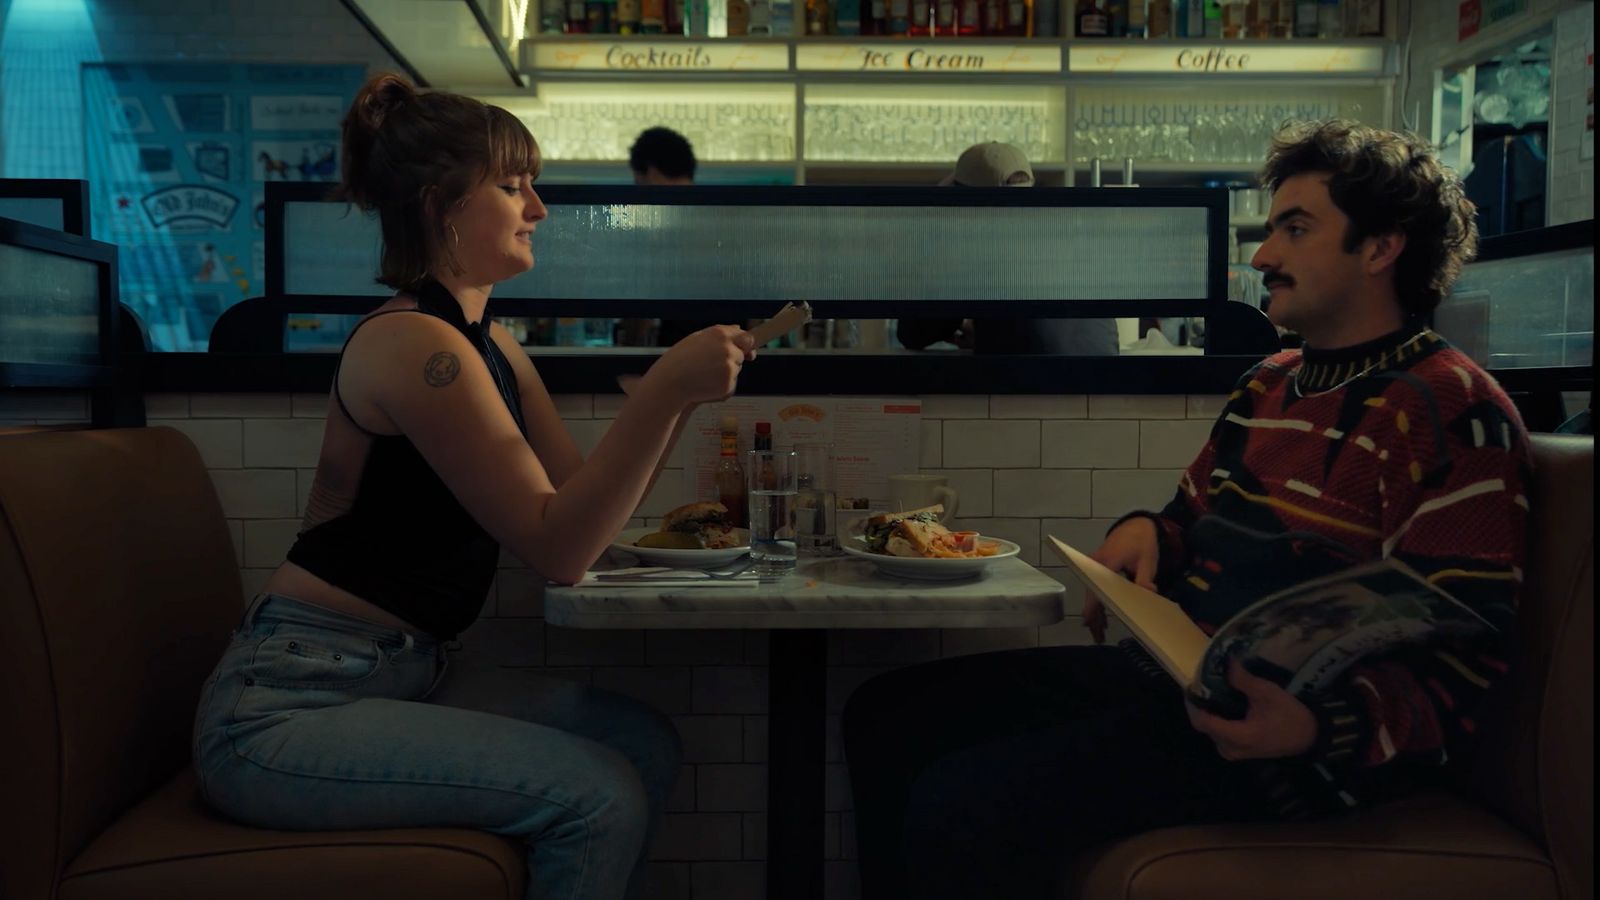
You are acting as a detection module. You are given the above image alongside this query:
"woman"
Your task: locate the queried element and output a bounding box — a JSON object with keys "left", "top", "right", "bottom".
{"left": 192, "top": 73, "right": 755, "bottom": 900}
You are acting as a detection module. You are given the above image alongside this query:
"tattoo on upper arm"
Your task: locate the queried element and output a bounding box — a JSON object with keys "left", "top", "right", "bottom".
{"left": 424, "top": 351, "right": 461, "bottom": 387}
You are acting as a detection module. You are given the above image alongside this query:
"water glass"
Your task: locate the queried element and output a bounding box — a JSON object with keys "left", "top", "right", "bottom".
{"left": 793, "top": 442, "right": 838, "bottom": 557}
{"left": 747, "top": 450, "right": 798, "bottom": 576}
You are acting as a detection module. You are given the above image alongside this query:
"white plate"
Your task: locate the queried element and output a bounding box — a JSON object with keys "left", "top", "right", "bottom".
{"left": 611, "top": 526, "right": 751, "bottom": 568}
{"left": 840, "top": 535, "right": 1020, "bottom": 580}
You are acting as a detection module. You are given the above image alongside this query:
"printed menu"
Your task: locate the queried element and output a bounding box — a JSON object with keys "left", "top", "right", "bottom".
{"left": 680, "top": 397, "right": 921, "bottom": 509}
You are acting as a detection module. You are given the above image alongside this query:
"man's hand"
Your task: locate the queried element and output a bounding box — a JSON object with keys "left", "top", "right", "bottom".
{"left": 1084, "top": 517, "right": 1160, "bottom": 644}
{"left": 1187, "top": 659, "right": 1318, "bottom": 760}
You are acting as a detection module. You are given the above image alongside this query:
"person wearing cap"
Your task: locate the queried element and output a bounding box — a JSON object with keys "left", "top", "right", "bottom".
{"left": 939, "top": 140, "right": 1037, "bottom": 187}
{"left": 896, "top": 142, "right": 1121, "bottom": 356}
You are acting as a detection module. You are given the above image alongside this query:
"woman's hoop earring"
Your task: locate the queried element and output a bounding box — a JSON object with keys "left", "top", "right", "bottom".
{"left": 449, "top": 224, "right": 461, "bottom": 248}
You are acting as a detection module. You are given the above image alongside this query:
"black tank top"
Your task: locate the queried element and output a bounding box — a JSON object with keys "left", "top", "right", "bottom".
{"left": 285, "top": 279, "right": 528, "bottom": 640}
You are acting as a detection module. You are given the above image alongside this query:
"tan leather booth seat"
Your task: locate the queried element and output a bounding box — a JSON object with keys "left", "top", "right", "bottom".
{"left": 1066, "top": 433, "right": 1594, "bottom": 900}
{"left": 0, "top": 427, "right": 527, "bottom": 900}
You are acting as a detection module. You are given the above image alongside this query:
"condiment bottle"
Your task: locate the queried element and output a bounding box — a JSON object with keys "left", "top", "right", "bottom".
{"left": 714, "top": 415, "right": 748, "bottom": 528}
{"left": 753, "top": 421, "right": 776, "bottom": 490}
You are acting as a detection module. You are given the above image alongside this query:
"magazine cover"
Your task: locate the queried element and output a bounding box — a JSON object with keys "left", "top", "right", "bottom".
{"left": 1188, "top": 559, "right": 1499, "bottom": 718}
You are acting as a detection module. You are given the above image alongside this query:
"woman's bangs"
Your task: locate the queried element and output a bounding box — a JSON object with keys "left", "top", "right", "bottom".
{"left": 488, "top": 109, "right": 542, "bottom": 180}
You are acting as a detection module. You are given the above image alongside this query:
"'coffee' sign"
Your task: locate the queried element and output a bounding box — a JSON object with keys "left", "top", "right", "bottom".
{"left": 797, "top": 43, "right": 1060, "bottom": 73}
{"left": 1070, "top": 44, "right": 1388, "bottom": 75}
{"left": 524, "top": 40, "right": 789, "bottom": 72}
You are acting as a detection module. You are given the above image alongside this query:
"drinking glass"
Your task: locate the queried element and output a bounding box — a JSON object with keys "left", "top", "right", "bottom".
{"left": 748, "top": 450, "right": 799, "bottom": 575}
{"left": 792, "top": 442, "right": 838, "bottom": 557}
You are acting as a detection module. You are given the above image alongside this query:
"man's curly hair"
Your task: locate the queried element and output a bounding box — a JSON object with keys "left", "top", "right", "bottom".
{"left": 1260, "top": 120, "right": 1478, "bottom": 319}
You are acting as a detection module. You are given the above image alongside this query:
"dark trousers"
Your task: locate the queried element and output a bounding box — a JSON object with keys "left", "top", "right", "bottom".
{"left": 841, "top": 645, "right": 1276, "bottom": 900}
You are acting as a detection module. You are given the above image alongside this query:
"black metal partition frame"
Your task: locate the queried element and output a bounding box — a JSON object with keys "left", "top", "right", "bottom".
{"left": 0, "top": 179, "right": 90, "bottom": 236}
{"left": 0, "top": 216, "right": 131, "bottom": 426}
{"left": 265, "top": 181, "right": 1231, "bottom": 320}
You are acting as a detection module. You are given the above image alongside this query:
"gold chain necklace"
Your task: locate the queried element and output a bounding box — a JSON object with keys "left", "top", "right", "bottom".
{"left": 1290, "top": 332, "right": 1427, "bottom": 399}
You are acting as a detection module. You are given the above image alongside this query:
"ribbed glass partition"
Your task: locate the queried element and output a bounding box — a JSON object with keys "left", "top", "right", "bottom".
{"left": 283, "top": 196, "right": 1210, "bottom": 304}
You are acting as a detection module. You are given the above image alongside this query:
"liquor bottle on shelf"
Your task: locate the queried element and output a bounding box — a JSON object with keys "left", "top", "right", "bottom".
{"left": 909, "top": 0, "right": 931, "bottom": 34}
{"left": 1180, "top": 0, "right": 1203, "bottom": 36}
{"left": 1244, "top": 0, "right": 1268, "bottom": 35}
{"left": 584, "top": 0, "right": 611, "bottom": 32}
{"left": 887, "top": 0, "right": 911, "bottom": 32}
{"left": 749, "top": 0, "right": 773, "bottom": 33}
{"left": 860, "top": 0, "right": 885, "bottom": 32}
{"left": 1350, "top": 0, "right": 1380, "bottom": 34}
{"left": 565, "top": 0, "right": 589, "bottom": 30}
{"left": 1219, "top": 0, "right": 1244, "bottom": 37}
{"left": 835, "top": 0, "right": 861, "bottom": 31}
{"left": 714, "top": 416, "right": 748, "bottom": 529}
{"left": 1125, "top": 0, "right": 1146, "bottom": 37}
{"left": 1035, "top": 0, "right": 1057, "bottom": 35}
{"left": 1146, "top": 0, "right": 1171, "bottom": 34}
{"left": 1315, "top": 0, "right": 1342, "bottom": 36}
{"left": 727, "top": 0, "right": 752, "bottom": 33}
{"left": 1202, "top": 0, "right": 1221, "bottom": 35}
{"left": 668, "top": 0, "right": 686, "bottom": 30}
{"left": 1005, "top": 0, "right": 1031, "bottom": 34}
{"left": 640, "top": 0, "right": 666, "bottom": 30}
{"left": 1293, "top": 0, "right": 1316, "bottom": 34}
{"left": 956, "top": 0, "right": 981, "bottom": 33}
{"left": 616, "top": 0, "right": 641, "bottom": 33}
{"left": 540, "top": 0, "right": 566, "bottom": 32}
{"left": 685, "top": 0, "right": 710, "bottom": 32}
{"left": 806, "top": 0, "right": 834, "bottom": 31}
{"left": 1269, "top": 0, "right": 1292, "bottom": 35}
{"left": 1076, "top": 0, "right": 1109, "bottom": 36}
{"left": 934, "top": 0, "right": 956, "bottom": 34}
{"left": 774, "top": 0, "right": 795, "bottom": 32}
{"left": 982, "top": 0, "right": 1006, "bottom": 32}
{"left": 1106, "top": 0, "right": 1127, "bottom": 35}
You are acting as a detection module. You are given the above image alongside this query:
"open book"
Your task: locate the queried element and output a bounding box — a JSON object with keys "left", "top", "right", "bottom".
{"left": 1047, "top": 536, "right": 1498, "bottom": 719}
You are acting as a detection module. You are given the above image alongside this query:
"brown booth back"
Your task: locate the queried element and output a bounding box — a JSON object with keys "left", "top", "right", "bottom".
{"left": 1470, "top": 433, "right": 1594, "bottom": 900}
{"left": 0, "top": 427, "right": 241, "bottom": 900}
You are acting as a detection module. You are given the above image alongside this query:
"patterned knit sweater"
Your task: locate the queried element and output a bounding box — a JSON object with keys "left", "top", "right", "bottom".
{"left": 1133, "top": 327, "right": 1530, "bottom": 816}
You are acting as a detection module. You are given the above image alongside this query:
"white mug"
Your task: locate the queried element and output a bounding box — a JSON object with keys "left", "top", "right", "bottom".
{"left": 886, "top": 474, "right": 959, "bottom": 523}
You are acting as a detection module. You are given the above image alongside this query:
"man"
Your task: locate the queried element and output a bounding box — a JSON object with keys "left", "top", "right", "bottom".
{"left": 896, "top": 142, "right": 1121, "bottom": 356}
{"left": 628, "top": 125, "right": 696, "bottom": 185}
{"left": 842, "top": 120, "right": 1530, "bottom": 899}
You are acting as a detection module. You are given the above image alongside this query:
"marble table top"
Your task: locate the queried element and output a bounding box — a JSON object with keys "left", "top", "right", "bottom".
{"left": 544, "top": 556, "right": 1067, "bottom": 630}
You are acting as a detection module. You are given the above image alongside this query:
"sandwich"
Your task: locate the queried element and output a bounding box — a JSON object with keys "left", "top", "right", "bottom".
{"left": 636, "top": 501, "right": 744, "bottom": 550}
{"left": 859, "top": 506, "right": 1001, "bottom": 559}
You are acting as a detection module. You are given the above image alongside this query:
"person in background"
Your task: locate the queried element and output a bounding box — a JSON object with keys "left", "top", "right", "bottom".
{"left": 192, "top": 74, "right": 756, "bottom": 900}
{"left": 629, "top": 125, "right": 696, "bottom": 185}
{"left": 844, "top": 120, "right": 1531, "bottom": 899}
{"left": 895, "top": 141, "right": 1121, "bottom": 356}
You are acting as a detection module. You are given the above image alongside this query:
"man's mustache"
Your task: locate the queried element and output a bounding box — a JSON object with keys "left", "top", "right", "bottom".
{"left": 1263, "top": 273, "right": 1295, "bottom": 289}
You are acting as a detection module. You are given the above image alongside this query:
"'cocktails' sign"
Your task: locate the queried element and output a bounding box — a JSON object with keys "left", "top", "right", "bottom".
{"left": 523, "top": 40, "right": 790, "bottom": 72}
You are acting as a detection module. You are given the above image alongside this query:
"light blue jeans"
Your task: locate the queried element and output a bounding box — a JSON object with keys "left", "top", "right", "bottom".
{"left": 192, "top": 593, "right": 681, "bottom": 900}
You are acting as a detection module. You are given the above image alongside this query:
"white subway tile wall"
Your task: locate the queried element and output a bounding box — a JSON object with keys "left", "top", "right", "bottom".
{"left": 4, "top": 390, "right": 1223, "bottom": 899}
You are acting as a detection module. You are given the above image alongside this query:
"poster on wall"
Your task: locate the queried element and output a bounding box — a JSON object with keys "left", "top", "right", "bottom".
{"left": 82, "top": 62, "right": 366, "bottom": 351}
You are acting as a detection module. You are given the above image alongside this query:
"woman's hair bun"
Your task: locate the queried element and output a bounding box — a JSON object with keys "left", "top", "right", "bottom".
{"left": 339, "top": 73, "right": 418, "bottom": 210}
